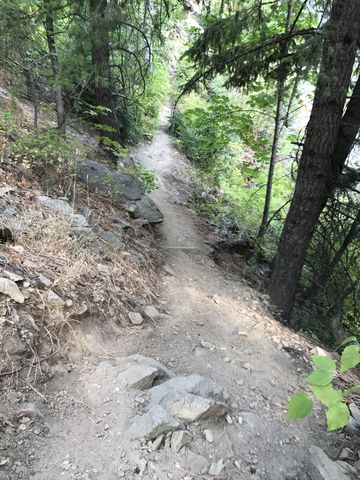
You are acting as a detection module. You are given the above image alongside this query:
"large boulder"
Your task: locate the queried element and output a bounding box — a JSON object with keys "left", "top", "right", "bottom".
{"left": 308, "top": 445, "right": 346, "bottom": 480}
{"left": 76, "top": 160, "right": 163, "bottom": 225}
{"left": 76, "top": 159, "right": 144, "bottom": 200}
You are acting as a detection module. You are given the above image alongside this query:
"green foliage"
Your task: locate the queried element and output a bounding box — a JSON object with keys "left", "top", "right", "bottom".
{"left": 172, "top": 91, "right": 293, "bottom": 241}
{"left": 138, "top": 58, "right": 170, "bottom": 135}
{"left": 12, "top": 128, "right": 75, "bottom": 168}
{"left": 287, "top": 338, "right": 360, "bottom": 431}
{"left": 132, "top": 164, "right": 158, "bottom": 193}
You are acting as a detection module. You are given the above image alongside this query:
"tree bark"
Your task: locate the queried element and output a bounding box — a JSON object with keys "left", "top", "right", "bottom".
{"left": 258, "top": 0, "right": 293, "bottom": 238}
{"left": 44, "top": 0, "right": 66, "bottom": 134}
{"left": 89, "top": 0, "right": 122, "bottom": 146}
{"left": 269, "top": 0, "right": 360, "bottom": 319}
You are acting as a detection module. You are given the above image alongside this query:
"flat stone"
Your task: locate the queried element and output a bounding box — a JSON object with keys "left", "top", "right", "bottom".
{"left": 37, "top": 195, "right": 73, "bottom": 215}
{"left": 101, "top": 230, "right": 125, "bottom": 251}
{"left": 117, "top": 365, "right": 159, "bottom": 390}
{"left": 38, "top": 275, "right": 52, "bottom": 288}
{"left": 76, "top": 159, "right": 144, "bottom": 201}
{"left": 204, "top": 429, "right": 214, "bottom": 443}
{"left": 163, "top": 264, "right": 175, "bottom": 276}
{"left": 148, "top": 374, "right": 229, "bottom": 407}
{"left": 143, "top": 306, "right": 161, "bottom": 321}
{"left": 123, "top": 354, "right": 175, "bottom": 378}
{"left": 171, "top": 430, "right": 193, "bottom": 453}
{"left": 337, "top": 461, "right": 358, "bottom": 475}
{"left": 127, "top": 405, "right": 182, "bottom": 440}
{"left": 0, "top": 277, "right": 24, "bottom": 303}
{"left": 151, "top": 434, "right": 164, "bottom": 451}
{"left": 128, "top": 312, "right": 144, "bottom": 325}
{"left": 45, "top": 290, "right": 65, "bottom": 309}
{"left": 208, "top": 459, "right": 226, "bottom": 476}
{"left": 349, "top": 402, "right": 360, "bottom": 424}
{"left": 163, "top": 392, "right": 227, "bottom": 422}
{"left": 310, "top": 347, "right": 330, "bottom": 357}
{"left": 308, "top": 445, "right": 346, "bottom": 480}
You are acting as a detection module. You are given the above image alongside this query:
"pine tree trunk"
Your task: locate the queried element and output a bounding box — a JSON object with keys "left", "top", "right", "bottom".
{"left": 44, "top": 0, "right": 66, "bottom": 134}
{"left": 258, "top": 0, "right": 293, "bottom": 238}
{"left": 89, "top": 0, "right": 122, "bottom": 146}
{"left": 269, "top": 0, "right": 360, "bottom": 319}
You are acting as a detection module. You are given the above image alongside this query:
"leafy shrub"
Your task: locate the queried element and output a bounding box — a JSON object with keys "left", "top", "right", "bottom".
{"left": 288, "top": 336, "right": 360, "bottom": 430}
{"left": 132, "top": 164, "right": 158, "bottom": 193}
{"left": 12, "top": 128, "right": 75, "bottom": 168}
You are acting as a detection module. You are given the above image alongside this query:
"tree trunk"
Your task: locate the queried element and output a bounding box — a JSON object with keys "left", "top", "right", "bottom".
{"left": 268, "top": 0, "right": 360, "bottom": 319}
{"left": 89, "top": 0, "right": 122, "bottom": 146}
{"left": 258, "top": 0, "right": 293, "bottom": 238}
{"left": 44, "top": 0, "right": 66, "bottom": 134}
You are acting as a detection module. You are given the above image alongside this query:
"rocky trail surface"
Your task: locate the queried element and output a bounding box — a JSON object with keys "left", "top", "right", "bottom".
{"left": 0, "top": 106, "right": 357, "bottom": 480}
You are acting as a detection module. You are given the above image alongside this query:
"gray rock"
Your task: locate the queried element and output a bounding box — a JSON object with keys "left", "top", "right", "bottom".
{"left": 38, "top": 275, "right": 52, "bottom": 288}
{"left": 181, "top": 449, "right": 208, "bottom": 475}
{"left": 353, "top": 459, "right": 360, "bottom": 472}
{"left": 349, "top": 402, "right": 360, "bottom": 424}
{"left": 127, "top": 405, "right": 182, "bottom": 440}
{"left": 208, "top": 459, "right": 226, "bottom": 476}
{"left": 163, "top": 264, "right": 175, "bottom": 276}
{"left": 77, "top": 159, "right": 144, "bottom": 200}
{"left": 204, "top": 429, "right": 214, "bottom": 443}
{"left": 337, "top": 461, "right": 358, "bottom": 475}
{"left": 0, "top": 277, "right": 24, "bottom": 303}
{"left": 117, "top": 365, "right": 159, "bottom": 390}
{"left": 143, "top": 306, "right": 161, "bottom": 321}
{"left": 163, "top": 392, "right": 227, "bottom": 422}
{"left": 308, "top": 445, "right": 346, "bottom": 480}
{"left": 171, "top": 430, "right": 193, "bottom": 453}
{"left": 37, "top": 195, "right": 90, "bottom": 230}
{"left": 123, "top": 354, "right": 175, "bottom": 378}
{"left": 125, "top": 196, "right": 163, "bottom": 225}
{"left": 128, "top": 312, "right": 144, "bottom": 325}
{"left": 37, "top": 195, "right": 73, "bottom": 215}
{"left": 151, "top": 434, "right": 164, "bottom": 451}
{"left": 148, "top": 374, "right": 229, "bottom": 407}
{"left": 101, "top": 230, "right": 125, "bottom": 251}
{"left": 45, "top": 290, "right": 65, "bottom": 309}
{"left": 339, "top": 447, "right": 352, "bottom": 460}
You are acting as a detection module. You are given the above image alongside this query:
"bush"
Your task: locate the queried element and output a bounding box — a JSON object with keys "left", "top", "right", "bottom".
{"left": 12, "top": 128, "right": 74, "bottom": 168}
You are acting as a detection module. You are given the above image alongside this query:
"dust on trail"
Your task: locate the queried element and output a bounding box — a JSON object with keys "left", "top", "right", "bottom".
{"left": 24, "top": 106, "right": 332, "bottom": 480}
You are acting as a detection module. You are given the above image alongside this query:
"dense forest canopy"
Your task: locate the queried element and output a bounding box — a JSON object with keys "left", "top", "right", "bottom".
{"left": 0, "top": 0, "right": 360, "bottom": 344}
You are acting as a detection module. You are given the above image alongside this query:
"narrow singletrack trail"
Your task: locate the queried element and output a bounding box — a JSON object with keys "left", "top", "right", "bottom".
{"left": 29, "top": 106, "right": 331, "bottom": 480}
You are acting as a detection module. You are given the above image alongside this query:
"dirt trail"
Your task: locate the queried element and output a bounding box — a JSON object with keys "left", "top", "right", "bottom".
{"left": 12, "top": 106, "right": 333, "bottom": 480}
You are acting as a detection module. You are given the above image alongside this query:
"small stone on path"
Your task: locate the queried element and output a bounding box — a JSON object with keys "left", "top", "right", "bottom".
{"left": 128, "top": 405, "right": 182, "bottom": 440}
{"left": 143, "top": 305, "right": 161, "bottom": 321}
{"left": 170, "top": 430, "right": 193, "bottom": 453}
{"left": 208, "top": 459, "right": 225, "bottom": 476}
{"left": 204, "top": 429, "right": 214, "bottom": 443}
{"left": 117, "top": 365, "right": 159, "bottom": 390}
{"left": 308, "top": 445, "right": 346, "bottom": 480}
{"left": 129, "top": 312, "right": 144, "bottom": 325}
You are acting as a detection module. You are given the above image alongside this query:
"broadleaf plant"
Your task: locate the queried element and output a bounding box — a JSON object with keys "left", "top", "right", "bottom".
{"left": 287, "top": 338, "right": 360, "bottom": 431}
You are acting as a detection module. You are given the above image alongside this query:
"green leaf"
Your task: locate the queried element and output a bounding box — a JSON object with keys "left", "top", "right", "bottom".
{"left": 337, "top": 336, "right": 358, "bottom": 350}
{"left": 326, "top": 402, "right": 349, "bottom": 431}
{"left": 310, "top": 385, "right": 343, "bottom": 407}
{"left": 287, "top": 392, "right": 313, "bottom": 419}
{"left": 305, "top": 369, "right": 335, "bottom": 386}
{"left": 311, "top": 355, "right": 336, "bottom": 373}
{"left": 340, "top": 345, "right": 360, "bottom": 373}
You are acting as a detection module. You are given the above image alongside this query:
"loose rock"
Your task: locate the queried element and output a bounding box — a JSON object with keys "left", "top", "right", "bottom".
{"left": 143, "top": 306, "right": 161, "bottom": 321}
{"left": 45, "top": 290, "right": 65, "bottom": 309}
{"left": 128, "top": 405, "right": 182, "bottom": 440}
{"left": 208, "top": 459, "right": 226, "bottom": 476}
{"left": 128, "top": 312, "right": 144, "bottom": 325}
{"left": 151, "top": 434, "right": 164, "bottom": 451}
{"left": 308, "top": 445, "right": 346, "bottom": 480}
{"left": 162, "top": 392, "right": 227, "bottom": 422}
{"left": 171, "top": 430, "right": 193, "bottom": 453}
{"left": 117, "top": 365, "right": 159, "bottom": 390}
{"left": 204, "top": 429, "right": 214, "bottom": 443}
{"left": 0, "top": 277, "right": 24, "bottom": 303}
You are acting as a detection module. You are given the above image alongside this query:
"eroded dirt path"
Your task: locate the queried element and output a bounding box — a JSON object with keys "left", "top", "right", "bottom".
{"left": 13, "top": 106, "right": 334, "bottom": 480}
